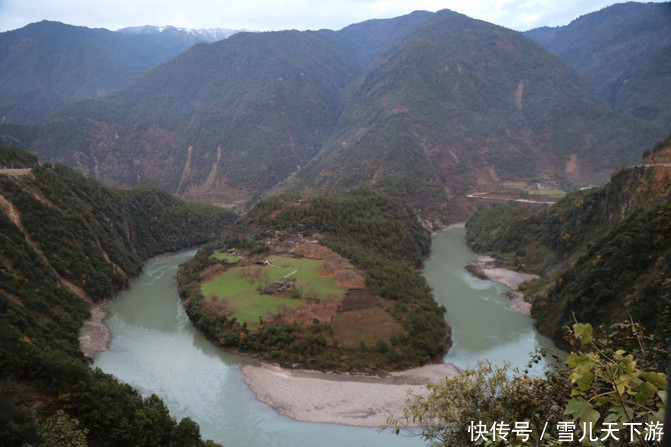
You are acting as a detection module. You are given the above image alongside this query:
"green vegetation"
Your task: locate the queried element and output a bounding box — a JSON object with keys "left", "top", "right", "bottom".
{"left": 178, "top": 188, "right": 450, "bottom": 371}
{"left": 466, "top": 138, "right": 671, "bottom": 351}
{"left": 430, "top": 140, "right": 671, "bottom": 445}
{"left": 0, "top": 161, "right": 236, "bottom": 302}
{"left": 210, "top": 251, "right": 241, "bottom": 263}
{"left": 0, "top": 144, "right": 38, "bottom": 168}
{"left": 390, "top": 320, "right": 667, "bottom": 446}
{"left": 201, "top": 255, "right": 346, "bottom": 329}
{"left": 501, "top": 182, "right": 567, "bottom": 199}
{"left": 0, "top": 145, "right": 232, "bottom": 446}
{"left": 526, "top": 2, "right": 671, "bottom": 129}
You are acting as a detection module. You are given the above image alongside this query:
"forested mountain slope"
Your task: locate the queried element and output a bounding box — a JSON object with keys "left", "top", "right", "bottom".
{"left": 0, "top": 29, "right": 362, "bottom": 207}
{"left": 466, "top": 135, "right": 671, "bottom": 349}
{"left": 0, "top": 144, "right": 234, "bottom": 446}
{"left": 0, "top": 21, "right": 203, "bottom": 124}
{"left": 526, "top": 2, "right": 671, "bottom": 129}
{"left": 0, "top": 9, "right": 664, "bottom": 224}
{"left": 292, "top": 9, "right": 663, "bottom": 220}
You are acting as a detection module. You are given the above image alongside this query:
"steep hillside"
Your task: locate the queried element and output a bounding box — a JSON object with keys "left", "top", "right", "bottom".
{"left": 0, "top": 144, "right": 234, "bottom": 445}
{"left": 333, "top": 10, "right": 434, "bottom": 66}
{"left": 466, "top": 135, "right": 671, "bottom": 349}
{"left": 294, "top": 9, "right": 663, "bottom": 221}
{"left": 0, "top": 29, "right": 362, "bottom": 206}
{"left": 526, "top": 2, "right": 671, "bottom": 129}
{"left": 0, "top": 10, "right": 665, "bottom": 223}
{"left": 0, "top": 21, "right": 199, "bottom": 124}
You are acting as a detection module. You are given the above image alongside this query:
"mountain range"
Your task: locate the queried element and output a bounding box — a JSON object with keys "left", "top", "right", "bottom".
{"left": 0, "top": 4, "right": 668, "bottom": 224}
{"left": 0, "top": 21, "right": 239, "bottom": 124}
{"left": 118, "top": 24, "right": 240, "bottom": 43}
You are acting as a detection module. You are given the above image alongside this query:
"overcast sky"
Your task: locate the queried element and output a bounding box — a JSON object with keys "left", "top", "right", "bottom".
{"left": 0, "top": 0, "right": 665, "bottom": 33}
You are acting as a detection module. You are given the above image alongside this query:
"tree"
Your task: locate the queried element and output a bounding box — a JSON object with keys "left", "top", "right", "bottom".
{"left": 37, "top": 410, "right": 88, "bottom": 447}
{"left": 170, "top": 417, "right": 202, "bottom": 447}
{"left": 388, "top": 357, "right": 570, "bottom": 446}
{"left": 390, "top": 321, "right": 667, "bottom": 446}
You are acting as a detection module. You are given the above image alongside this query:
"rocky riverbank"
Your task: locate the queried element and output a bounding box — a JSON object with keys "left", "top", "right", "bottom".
{"left": 78, "top": 302, "right": 111, "bottom": 358}
{"left": 466, "top": 255, "right": 538, "bottom": 315}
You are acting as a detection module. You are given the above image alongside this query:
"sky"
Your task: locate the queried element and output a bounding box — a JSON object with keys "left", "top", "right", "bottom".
{"left": 0, "top": 0, "right": 665, "bottom": 33}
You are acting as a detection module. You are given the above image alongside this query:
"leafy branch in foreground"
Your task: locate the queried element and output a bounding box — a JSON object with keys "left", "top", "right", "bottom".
{"left": 389, "top": 321, "right": 667, "bottom": 446}
{"left": 565, "top": 321, "right": 666, "bottom": 447}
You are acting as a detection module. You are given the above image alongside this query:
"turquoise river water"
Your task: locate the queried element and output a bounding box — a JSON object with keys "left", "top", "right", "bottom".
{"left": 92, "top": 227, "right": 555, "bottom": 446}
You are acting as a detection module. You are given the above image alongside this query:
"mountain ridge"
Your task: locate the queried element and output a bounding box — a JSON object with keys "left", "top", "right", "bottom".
{"left": 118, "top": 24, "right": 240, "bottom": 42}
{"left": 0, "top": 6, "right": 667, "bottom": 223}
{"left": 0, "top": 20, "right": 241, "bottom": 124}
{"left": 525, "top": 2, "right": 671, "bottom": 129}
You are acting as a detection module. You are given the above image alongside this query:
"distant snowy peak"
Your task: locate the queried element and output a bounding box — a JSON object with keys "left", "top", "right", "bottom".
{"left": 118, "top": 25, "right": 243, "bottom": 42}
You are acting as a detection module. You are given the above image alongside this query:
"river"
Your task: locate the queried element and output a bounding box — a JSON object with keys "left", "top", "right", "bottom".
{"left": 425, "top": 227, "right": 555, "bottom": 372}
{"left": 92, "top": 227, "right": 555, "bottom": 446}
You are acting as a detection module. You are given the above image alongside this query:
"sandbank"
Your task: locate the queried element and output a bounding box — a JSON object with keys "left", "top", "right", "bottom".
{"left": 467, "top": 255, "right": 538, "bottom": 315}
{"left": 242, "top": 362, "right": 459, "bottom": 427}
{"left": 78, "top": 301, "right": 111, "bottom": 358}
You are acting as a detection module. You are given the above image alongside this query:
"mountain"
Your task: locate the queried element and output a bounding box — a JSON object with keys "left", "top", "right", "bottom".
{"left": 118, "top": 25, "right": 240, "bottom": 43}
{"left": 466, "top": 134, "right": 671, "bottom": 349}
{"left": 0, "top": 143, "right": 233, "bottom": 445}
{"left": 0, "top": 10, "right": 665, "bottom": 223}
{"left": 291, "top": 9, "right": 664, "bottom": 220}
{"left": 0, "top": 29, "right": 363, "bottom": 205}
{"left": 0, "top": 21, "right": 213, "bottom": 124}
{"left": 525, "top": 2, "right": 671, "bottom": 129}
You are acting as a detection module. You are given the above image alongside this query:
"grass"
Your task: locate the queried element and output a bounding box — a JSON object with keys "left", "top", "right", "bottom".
{"left": 210, "top": 252, "right": 242, "bottom": 263}
{"left": 501, "top": 182, "right": 566, "bottom": 199}
{"left": 201, "top": 255, "right": 346, "bottom": 329}
{"left": 528, "top": 188, "right": 566, "bottom": 198}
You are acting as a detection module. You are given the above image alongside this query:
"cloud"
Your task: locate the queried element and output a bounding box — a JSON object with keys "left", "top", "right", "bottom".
{"left": 0, "top": 0, "right": 663, "bottom": 33}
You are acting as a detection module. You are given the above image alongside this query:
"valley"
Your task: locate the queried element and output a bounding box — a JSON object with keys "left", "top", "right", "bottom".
{"left": 88, "top": 226, "right": 550, "bottom": 445}
{"left": 0, "top": 3, "right": 669, "bottom": 446}
{"left": 466, "top": 135, "right": 671, "bottom": 350}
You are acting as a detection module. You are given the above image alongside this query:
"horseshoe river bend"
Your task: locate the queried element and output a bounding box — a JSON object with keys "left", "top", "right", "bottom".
{"left": 89, "top": 227, "right": 555, "bottom": 446}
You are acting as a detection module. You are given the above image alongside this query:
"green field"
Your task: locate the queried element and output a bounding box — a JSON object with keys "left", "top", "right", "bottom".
{"left": 210, "top": 251, "right": 242, "bottom": 263}
{"left": 201, "top": 255, "right": 346, "bottom": 329}
{"left": 527, "top": 188, "right": 566, "bottom": 198}
{"left": 502, "top": 182, "right": 566, "bottom": 199}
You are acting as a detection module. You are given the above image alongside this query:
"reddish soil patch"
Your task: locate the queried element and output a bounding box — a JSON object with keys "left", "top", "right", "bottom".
{"left": 294, "top": 242, "right": 366, "bottom": 288}
{"left": 333, "top": 307, "right": 404, "bottom": 348}
{"left": 319, "top": 256, "right": 349, "bottom": 276}
{"left": 338, "top": 288, "right": 379, "bottom": 312}
{"left": 334, "top": 270, "right": 366, "bottom": 289}
{"left": 203, "top": 298, "right": 236, "bottom": 316}
{"left": 272, "top": 299, "right": 340, "bottom": 326}
{"left": 293, "top": 243, "right": 334, "bottom": 259}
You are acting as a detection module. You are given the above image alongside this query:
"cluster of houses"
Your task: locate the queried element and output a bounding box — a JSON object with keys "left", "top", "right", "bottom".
{"left": 262, "top": 278, "right": 297, "bottom": 295}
